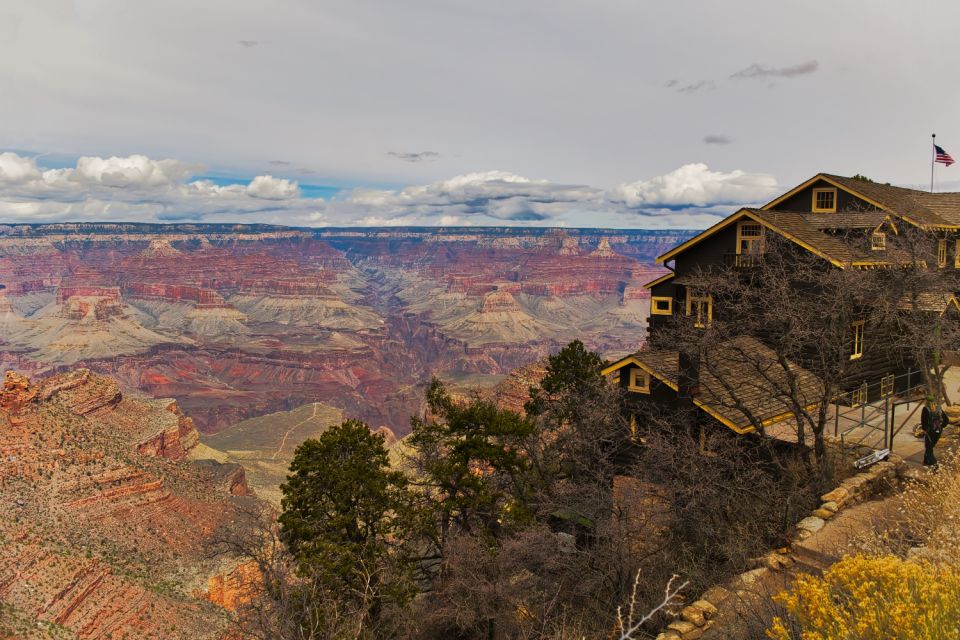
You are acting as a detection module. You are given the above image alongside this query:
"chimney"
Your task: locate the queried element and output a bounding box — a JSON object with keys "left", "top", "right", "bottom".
{"left": 677, "top": 345, "right": 700, "bottom": 433}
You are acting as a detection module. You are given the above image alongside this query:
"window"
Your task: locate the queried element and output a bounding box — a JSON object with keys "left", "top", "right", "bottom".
{"left": 850, "top": 382, "right": 868, "bottom": 407}
{"left": 955, "top": 240, "right": 960, "bottom": 268}
{"left": 871, "top": 233, "right": 886, "bottom": 250}
{"left": 938, "top": 239, "right": 948, "bottom": 268}
{"left": 651, "top": 296, "right": 673, "bottom": 315}
{"left": 812, "top": 188, "right": 837, "bottom": 213}
{"left": 686, "top": 289, "right": 712, "bottom": 328}
{"left": 628, "top": 368, "right": 650, "bottom": 394}
{"left": 736, "top": 221, "right": 764, "bottom": 264}
{"left": 880, "top": 374, "right": 894, "bottom": 398}
{"left": 851, "top": 321, "right": 864, "bottom": 360}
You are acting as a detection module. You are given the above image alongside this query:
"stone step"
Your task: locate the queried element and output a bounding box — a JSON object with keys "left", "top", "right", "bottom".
{"left": 789, "top": 544, "right": 835, "bottom": 576}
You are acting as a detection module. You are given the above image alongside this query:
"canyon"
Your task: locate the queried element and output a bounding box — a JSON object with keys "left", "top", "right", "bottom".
{"left": 0, "top": 224, "right": 693, "bottom": 438}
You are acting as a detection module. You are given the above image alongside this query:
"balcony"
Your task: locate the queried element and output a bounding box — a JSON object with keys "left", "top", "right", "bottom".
{"left": 724, "top": 253, "right": 764, "bottom": 268}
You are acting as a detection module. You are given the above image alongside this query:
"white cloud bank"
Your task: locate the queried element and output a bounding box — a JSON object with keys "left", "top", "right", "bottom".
{"left": 0, "top": 153, "right": 779, "bottom": 228}
{"left": 611, "top": 163, "right": 779, "bottom": 209}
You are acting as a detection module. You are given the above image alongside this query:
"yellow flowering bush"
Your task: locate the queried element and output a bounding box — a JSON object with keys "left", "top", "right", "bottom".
{"left": 768, "top": 555, "right": 960, "bottom": 639}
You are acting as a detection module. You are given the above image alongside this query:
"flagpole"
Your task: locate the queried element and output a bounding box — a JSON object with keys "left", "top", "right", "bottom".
{"left": 932, "top": 133, "right": 936, "bottom": 193}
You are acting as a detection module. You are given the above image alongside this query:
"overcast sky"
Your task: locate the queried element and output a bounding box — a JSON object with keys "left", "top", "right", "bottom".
{"left": 1, "top": 0, "right": 959, "bottom": 228}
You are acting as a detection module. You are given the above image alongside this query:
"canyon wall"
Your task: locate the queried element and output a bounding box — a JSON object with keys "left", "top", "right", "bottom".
{"left": 0, "top": 225, "right": 694, "bottom": 435}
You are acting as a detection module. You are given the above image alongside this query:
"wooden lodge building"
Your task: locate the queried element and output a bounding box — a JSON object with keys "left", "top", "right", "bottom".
{"left": 603, "top": 173, "right": 960, "bottom": 439}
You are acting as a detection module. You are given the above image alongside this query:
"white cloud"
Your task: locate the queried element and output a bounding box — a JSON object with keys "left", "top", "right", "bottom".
{"left": 0, "top": 152, "right": 778, "bottom": 229}
{"left": 610, "top": 163, "right": 779, "bottom": 209}
{"left": 0, "top": 152, "right": 41, "bottom": 182}
{"left": 246, "top": 174, "right": 300, "bottom": 200}
{"left": 71, "top": 154, "right": 198, "bottom": 187}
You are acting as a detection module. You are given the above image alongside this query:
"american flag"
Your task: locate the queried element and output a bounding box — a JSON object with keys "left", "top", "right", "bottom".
{"left": 935, "top": 144, "right": 955, "bottom": 167}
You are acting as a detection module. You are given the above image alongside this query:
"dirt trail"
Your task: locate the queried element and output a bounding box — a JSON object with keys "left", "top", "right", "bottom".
{"left": 271, "top": 403, "right": 321, "bottom": 460}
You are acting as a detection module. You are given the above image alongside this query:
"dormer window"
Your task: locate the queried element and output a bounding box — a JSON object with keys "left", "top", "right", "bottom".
{"left": 871, "top": 233, "right": 886, "bottom": 250}
{"left": 812, "top": 188, "right": 837, "bottom": 213}
{"left": 628, "top": 368, "right": 651, "bottom": 394}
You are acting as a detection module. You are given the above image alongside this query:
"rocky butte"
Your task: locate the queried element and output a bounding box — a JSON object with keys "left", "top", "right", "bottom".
{"left": 0, "top": 224, "right": 694, "bottom": 440}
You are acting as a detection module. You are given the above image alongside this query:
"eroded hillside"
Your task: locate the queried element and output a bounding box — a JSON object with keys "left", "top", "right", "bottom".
{"left": 0, "top": 370, "right": 254, "bottom": 639}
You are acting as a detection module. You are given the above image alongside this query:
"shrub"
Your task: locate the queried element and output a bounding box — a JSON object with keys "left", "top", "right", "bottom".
{"left": 768, "top": 555, "right": 960, "bottom": 640}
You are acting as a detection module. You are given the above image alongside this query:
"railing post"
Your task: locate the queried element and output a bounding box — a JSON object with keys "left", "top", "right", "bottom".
{"left": 834, "top": 399, "right": 840, "bottom": 437}
{"left": 884, "top": 395, "right": 890, "bottom": 450}
{"left": 889, "top": 401, "right": 896, "bottom": 452}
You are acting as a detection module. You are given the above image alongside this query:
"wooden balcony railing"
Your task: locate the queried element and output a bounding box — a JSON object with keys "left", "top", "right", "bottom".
{"left": 724, "top": 253, "right": 764, "bottom": 268}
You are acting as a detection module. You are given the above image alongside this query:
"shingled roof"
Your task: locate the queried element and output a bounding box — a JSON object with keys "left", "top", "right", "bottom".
{"left": 604, "top": 335, "right": 823, "bottom": 434}
{"left": 801, "top": 211, "right": 888, "bottom": 230}
{"left": 748, "top": 210, "right": 874, "bottom": 265}
{"left": 809, "top": 174, "right": 960, "bottom": 228}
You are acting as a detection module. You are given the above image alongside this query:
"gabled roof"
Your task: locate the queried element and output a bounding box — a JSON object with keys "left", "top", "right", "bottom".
{"left": 644, "top": 272, "right": 675, "bottom": 289}
{"left": 897, "top": 292, "right": 960, "bottom": 314}
{"left": 765, "top": 173, "right": 960, "bottom": 229}
{"left": 603, "top": 335, "right": 823, "bottom": 435}
{"left": 803, "top": 211, "right": 888, "bottom": 230}
{"left": 655, "top": 208, "right": 890, "bottom": 269}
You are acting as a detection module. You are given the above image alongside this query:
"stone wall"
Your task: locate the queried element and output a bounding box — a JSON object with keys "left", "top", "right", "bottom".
{"left": 654, "top": 453, "right": 905, "bottom": 640}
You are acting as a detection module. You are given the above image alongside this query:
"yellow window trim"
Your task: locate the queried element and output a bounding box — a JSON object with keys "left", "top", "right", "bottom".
{"left": 871, "top": 232, "right": 886, "bottom": 250}
{"left": 938, "top": 239, "right": 948, "bottom": 268}
{"left": 650, "top": 296, "right": 673, "bottom": 315}
{"left": 850, "top": 321, "right": 864, "bottom": 360}
{"left": 955, "top": 240, "right": 960, "bottom": 268}
{"left": 736, "top": 220, "right": 764, "bottom": 256}
{"left": 686, "top": 290, "right": 713, "bottom": 328}
{"left": 628, "top": 368, "right": 651, "bottom": 394}
{"left": 812, "top": 188, "right": 837, "bottom": 213}
{"left": 880, "top": 374, "right": 894, "bottom": 398}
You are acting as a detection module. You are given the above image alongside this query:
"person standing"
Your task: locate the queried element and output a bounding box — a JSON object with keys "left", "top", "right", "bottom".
{"left": 920, "top": 395, "right": 946, "bottom": 466}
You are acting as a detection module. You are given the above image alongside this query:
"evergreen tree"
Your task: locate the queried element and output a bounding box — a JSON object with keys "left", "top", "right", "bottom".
{"left": 410, "top": 378, "right": 536, "bottom": 545}
{"left": 278, "top": 419, "right": 418, "bottom": 634}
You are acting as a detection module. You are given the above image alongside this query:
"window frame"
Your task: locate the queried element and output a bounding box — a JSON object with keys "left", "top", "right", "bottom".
{"left": 686, "top": 289, "right": 713, "bottom": 328}
{"left": 850, "top": 381, "right": 868, "bottom": 407}
{"left": 880, "top": 374, "right": 894, "bottom": 398}
{"left": 851, "top": 320, "right": 865, "bottom": 360}
{"left": 871, "top": 232, "right": 886, "bottom": 250}
{"left": 628, "top": 367, "right": 651, "bottom": 394}
{"left": 650, "top": 296, "right": 673, "bottom": 315}
{"left": 955, "top": 239, "right": 960, "bottom": 268}
{"left": 736, "top": 221, "right": 765, "bottom": 258}
{"left": 938, "top": 239, "right": 948, "bottom": 268}
{"left": 812, "top": 188, "right": 837, "bottom": 213}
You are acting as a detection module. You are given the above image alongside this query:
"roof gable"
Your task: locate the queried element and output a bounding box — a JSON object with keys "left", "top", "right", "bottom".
{"left": 603, "top": 336, "right": 823, "bottom": 434}
{"left": 654, "top": 208, "right": 855, "bottom": 268}
{"left": 765, "top": 173, "right": 960, "bottom": 229}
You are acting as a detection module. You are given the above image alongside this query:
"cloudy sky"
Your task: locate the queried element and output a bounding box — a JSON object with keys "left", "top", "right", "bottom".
{"left": 2, "top": 0, "right": 958, "bottom": 228}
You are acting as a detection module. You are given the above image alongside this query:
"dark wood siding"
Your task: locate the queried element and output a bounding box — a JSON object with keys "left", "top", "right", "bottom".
{"left": 672, "top": 224, "right": 740, "bottom": 280}
{"left": 774, "top": 179, "right": 881, "bottom": 213}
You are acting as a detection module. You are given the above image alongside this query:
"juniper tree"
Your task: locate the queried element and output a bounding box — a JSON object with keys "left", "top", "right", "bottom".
{"left": 278, "top": 419, "right": 420, "bottom": 635}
